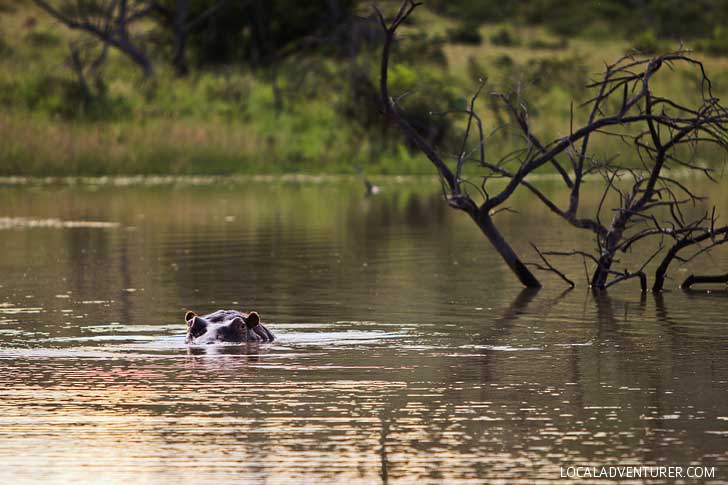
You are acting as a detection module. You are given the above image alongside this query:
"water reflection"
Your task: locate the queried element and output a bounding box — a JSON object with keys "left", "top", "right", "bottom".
{"left": 0, "top": 180, "right": 727, "bottom": 483}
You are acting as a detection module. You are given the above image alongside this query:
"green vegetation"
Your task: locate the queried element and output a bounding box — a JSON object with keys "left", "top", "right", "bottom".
{"left": 0, "top": 0, "right": 727, "bottom": 176}
{"left": 428, "top": 0, "right": 728, "bottom": 40}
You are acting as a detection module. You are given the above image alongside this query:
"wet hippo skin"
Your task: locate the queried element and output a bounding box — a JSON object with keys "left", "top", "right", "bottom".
{"left": 185, "top": 310, "right": 275, "bottom": 344}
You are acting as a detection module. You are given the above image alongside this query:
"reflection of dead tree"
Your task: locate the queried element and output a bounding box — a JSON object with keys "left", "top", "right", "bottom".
{"left": 376, "top": 1, "right": 728, "bottom": 289}
{"left": 34, "top": 0, "right": 154, "bottom": 76}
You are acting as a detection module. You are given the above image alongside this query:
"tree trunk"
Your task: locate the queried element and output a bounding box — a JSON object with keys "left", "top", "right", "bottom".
{"left": 114, "top": 38, "right": 153, "bottom": 76}
{"left": 591, "top": 254, "right": 613, "bottom": 288}
{"left": 591, "top": 220, "right": 626, "bottom": 288}
{"left": 471, "top": 210, "right": 542, "bottom": 288}
{"left": 172, "top": 0, "right": 190, "bottom": 76}
{"left": 653, "top": 245, "right": 680, "bottom": 292}
{"left": 68, "top": 46, "right": 92, "bottom": 106}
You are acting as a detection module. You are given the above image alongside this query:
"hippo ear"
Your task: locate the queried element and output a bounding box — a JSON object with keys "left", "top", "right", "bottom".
{"left": 185, "top": 311, "right": 197, "bottom": 325}
{"left": 244, "top": 311, "right": 260, "bottom": 329}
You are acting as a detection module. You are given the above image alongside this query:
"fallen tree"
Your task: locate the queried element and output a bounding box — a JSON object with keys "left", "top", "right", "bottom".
{"left": 681, "top": 273, "right": 728, "bottom": 290}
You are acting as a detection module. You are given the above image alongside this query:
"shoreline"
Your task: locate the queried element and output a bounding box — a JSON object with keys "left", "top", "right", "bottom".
{"left": 0, "top": 174, "right": 441, "bottom": 187}
{"left": 0, "top": 167, "right": 712, "bottom": 187}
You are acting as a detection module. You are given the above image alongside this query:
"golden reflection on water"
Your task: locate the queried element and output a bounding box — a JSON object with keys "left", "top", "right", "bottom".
{"left": 0, "top": 180, "right": 727, "bottom": 483}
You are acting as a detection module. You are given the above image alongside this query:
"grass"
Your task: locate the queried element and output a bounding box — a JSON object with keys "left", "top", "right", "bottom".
{"left": 0, "top": 1, "right": 726, "bottom": 176}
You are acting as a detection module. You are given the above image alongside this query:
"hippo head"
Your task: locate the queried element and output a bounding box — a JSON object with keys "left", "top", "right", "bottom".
{"left": 184, "top": 309, "right": 275, "bottom": 344}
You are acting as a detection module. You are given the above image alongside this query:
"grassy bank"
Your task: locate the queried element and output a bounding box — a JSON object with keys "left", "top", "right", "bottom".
{"left": 1, "top": 1, "right": 727, "bottom": 176}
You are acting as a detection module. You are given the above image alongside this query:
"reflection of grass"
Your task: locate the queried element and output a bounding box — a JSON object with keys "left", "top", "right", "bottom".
{"left": 0, "top": 3, "right": 727, "bottom": 176}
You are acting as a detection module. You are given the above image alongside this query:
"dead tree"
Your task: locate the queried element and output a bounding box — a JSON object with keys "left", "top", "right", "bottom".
{"left": 33, "top": 0, "right": 154, "bottom": 76}
{"left": 578, "top": 56, "right": 727, "bottom": 289}
{"left": 537, "top": 54, "right": 728, "bottom": 290}
{"left": 376, "top": 1, "right": 541, "bottom": 288}
{"left": 376, "top": 0, "right": 728, "bottom": 289}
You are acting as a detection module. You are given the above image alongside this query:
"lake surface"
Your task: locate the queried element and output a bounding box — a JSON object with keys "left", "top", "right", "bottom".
{"left": 0, "top": 178, "right": 727, "bottom": 484}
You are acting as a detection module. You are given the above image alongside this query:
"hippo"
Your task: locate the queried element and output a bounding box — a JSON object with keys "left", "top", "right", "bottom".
{"left": 184, "top": 309, "right": 275, "bottom": 344}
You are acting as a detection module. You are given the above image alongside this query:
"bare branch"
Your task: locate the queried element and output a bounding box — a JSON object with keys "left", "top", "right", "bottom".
{"left": 33, "top": 0, "right": 153, "bottom": 75}
{"left": 653, "top": 223, "right": 728, "bottom": 291}
{"left": 528, "top": 243, "right": 575, "bottom": 287}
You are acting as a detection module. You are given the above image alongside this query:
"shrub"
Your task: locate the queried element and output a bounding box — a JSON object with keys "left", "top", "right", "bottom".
{"left": 695, "top": 27, "right": 728, "bottom": 56}
{"left": 447, "top": 22, "right": 482, "bottom": 45}
{"left": 393, "top": 32, "right": 448, "bottom": 66}
{"left": 340, "top": 62, "right": 458, "bottom": 154}
{"left": 526, "top": 55, "right": 588, "bottom": 96}
{"left": 631, "top": 30, "right": 662, "bottom": 55}
{"left": 0, "top": 0, "right": 16, "bottom": 13}
{"left": 490, "top": 27, "right": 521, "bottom": 46}
{"left": 18, "top": 73, "right": 130, "bottom": 120}
{"left": 0, "top": 35, "right": 12, "bottom": 57}
{"left": 527, "top": 37, "right": 568, "bottom": 50}
{"left": 202, "top": 74, "right": 251, "bottom": 105}
{"left": 24, "top": 30, "right": 61, "bottom": 48}
{"left": 494, "top": 54, "right": 514, "bottom": 69}
{"left": 466, "top": 56, "right": 487, "bottom": 84}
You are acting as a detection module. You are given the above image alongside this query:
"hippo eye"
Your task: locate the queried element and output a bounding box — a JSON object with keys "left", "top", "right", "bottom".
{"left": 230, "top": 317, "right": 245, "bottom": 333}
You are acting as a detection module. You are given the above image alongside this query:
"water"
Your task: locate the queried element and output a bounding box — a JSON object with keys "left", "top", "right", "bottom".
{"left": 0, "top": 179, "right": 727, "bottom": 484}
